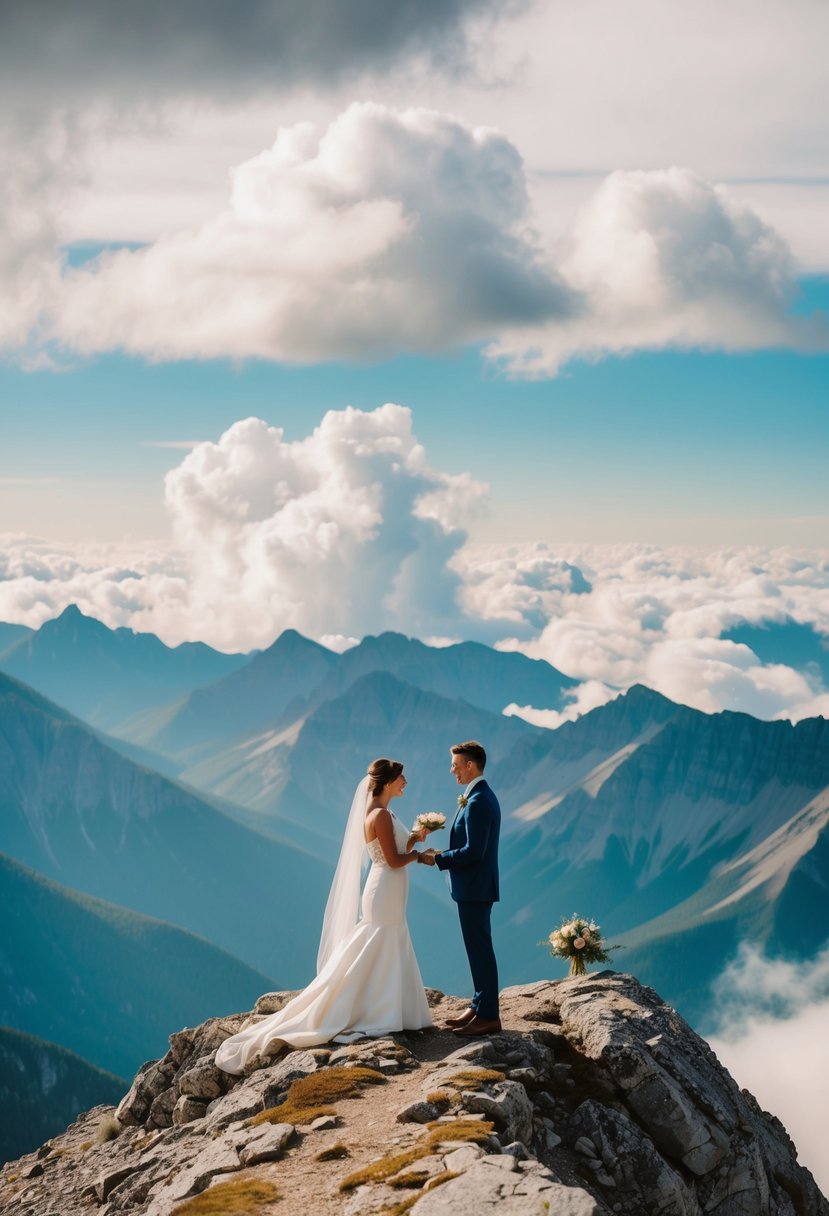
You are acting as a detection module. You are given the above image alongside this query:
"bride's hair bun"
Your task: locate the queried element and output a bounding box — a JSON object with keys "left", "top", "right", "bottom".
{"left": 367, "top": 757, "right": 404, "bottom": 795}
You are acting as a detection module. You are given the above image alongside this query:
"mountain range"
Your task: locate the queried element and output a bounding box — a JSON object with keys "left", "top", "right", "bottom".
{"left": 0, "top": 604, "right": 248, "bottom": 733}
{"left": 2, "top": 603, "right": 829, "bottom": 1157}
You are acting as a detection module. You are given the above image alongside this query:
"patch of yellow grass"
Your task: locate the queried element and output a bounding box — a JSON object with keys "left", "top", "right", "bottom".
{"left": 424, "top": 1118, "right": 494, "bottom": 1144}
{"left": 315, "top": 1142, "right": 350, "bottom": 1162}
{"left": 426, "top": 1090, "right": 453, "bottom": 1109}
{"left": 79, "top": 1141, "right": 93, "bottom": 1152}
{"left": 389, "top": 1169, "right": 432, "bottom": 1189}
{"left": 250, "top": 1066, "right": 385, "bottom": 1127}
{"left": 339, "top": 1119, "right": 494, "bottom": 1191}
{"left": 442, "top": 1068, "right": 505, "bottom": 1090}
{"left": 428, "top": 1170, "right": 462, "bottom": 1188}
{"left": 383, "top": 1196, "right": 419, "bottom": 1216}
{"left": 172, "top": 1177, "right": 279, "bottom": 1215}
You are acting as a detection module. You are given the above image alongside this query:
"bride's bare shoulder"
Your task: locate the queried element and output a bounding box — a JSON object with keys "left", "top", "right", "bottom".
{"left": 364, "top": 803, "right": 391, "bottom": 840}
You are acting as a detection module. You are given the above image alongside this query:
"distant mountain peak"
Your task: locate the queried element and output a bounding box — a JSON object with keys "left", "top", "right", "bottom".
{"left": 267, "top": 628, "right": 333, "bottom": 656}
{"left": 622, "top": 683, "right": 677, "bottom": 708}
{"left": 360, "top": 630, "right": 419, "bottom": 654}
{"left": 44, "top": 603, "right": 106, "bottom": 635}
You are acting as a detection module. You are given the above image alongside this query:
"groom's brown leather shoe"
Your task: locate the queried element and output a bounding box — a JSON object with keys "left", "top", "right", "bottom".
{"left": 451, "top": 1015, "right": 502, "bottom": 1037}
{"left": 444, "top": 1007, "right": 477, "bottom": 1029}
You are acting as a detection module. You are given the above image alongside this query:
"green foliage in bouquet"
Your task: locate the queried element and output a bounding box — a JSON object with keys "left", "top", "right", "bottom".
{"left": 543, "top": 914, "right": 620, "bottom": 977}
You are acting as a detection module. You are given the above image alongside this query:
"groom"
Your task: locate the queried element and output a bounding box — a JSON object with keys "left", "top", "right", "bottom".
{"left": 422, "top": 740, "right": 501, "bottom": 1036}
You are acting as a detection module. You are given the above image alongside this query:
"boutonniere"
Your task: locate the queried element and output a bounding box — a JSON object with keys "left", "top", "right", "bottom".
{"left": 457, "top": 794, "right": 469, "bottom": 809}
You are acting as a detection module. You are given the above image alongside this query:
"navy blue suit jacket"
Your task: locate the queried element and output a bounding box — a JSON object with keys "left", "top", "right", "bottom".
{"left": 434, "top": 779, "right": 500, "bottom": 903}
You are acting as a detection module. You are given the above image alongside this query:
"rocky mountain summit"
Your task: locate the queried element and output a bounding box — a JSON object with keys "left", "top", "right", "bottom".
{"left": 1, "top": 973, "right": 825, "bottom": 1216}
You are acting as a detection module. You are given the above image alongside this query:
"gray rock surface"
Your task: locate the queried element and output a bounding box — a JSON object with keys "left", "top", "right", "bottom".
{"left": 411, "top": 1159, "right": 601, "bottom": 1215}
{"left": 1, "top": 974, "right": 826, "bottom": 1216}
{"left": 253, "top": 989, "right": 298, "bottom": 1014}
{"left": 237, "top": 1121, "right": 295, "bottom": 1165}
{"left": 462, "top": 1079, "right": 534, "bottom": 1145}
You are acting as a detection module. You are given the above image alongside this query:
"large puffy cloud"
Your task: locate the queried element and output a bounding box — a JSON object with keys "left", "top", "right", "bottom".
{"left": 51, "top": 103, "right": 570, "bottom": 363}
{"left": 149, "top": 403, "right": 486, "bottom": 650}
{"left": 47, "top": 123, "right": 825, "bottom": 368}
{"left": 3, "top": 96, "right": 824, "bottom": 370}
{"left": 707, "top": 945, "right": 829, "bottom": 1195}
{"left": 490, "top": 167, "right": 827, "bottom": 376}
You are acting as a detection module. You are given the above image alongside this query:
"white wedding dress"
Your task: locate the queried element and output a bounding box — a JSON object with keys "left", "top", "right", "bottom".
{"left": 215, "top": 809, "right": 432, "bottom": 1074}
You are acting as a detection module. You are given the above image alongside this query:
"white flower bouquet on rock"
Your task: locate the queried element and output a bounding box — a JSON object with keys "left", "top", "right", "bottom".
{"left": 544, "top": 914, "right": 618, "bottom": 977}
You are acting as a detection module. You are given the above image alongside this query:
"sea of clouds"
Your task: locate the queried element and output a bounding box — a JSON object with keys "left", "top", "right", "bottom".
{"left": 1, "top": 404, "right": 827, "bottom": 725}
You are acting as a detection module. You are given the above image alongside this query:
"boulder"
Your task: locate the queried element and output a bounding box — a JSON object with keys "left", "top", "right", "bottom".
{"left": 238, "top": 1122, "right": 295, "bottom": 1166}
{"left": 462, "top": 1080, "right": 534, "bottom": 1145}
{"left": 172, "top": 1094, "right": 208, "bottom": 1126}
{"left": 178, "top": 1054, "right": 229, "bottom": 1101}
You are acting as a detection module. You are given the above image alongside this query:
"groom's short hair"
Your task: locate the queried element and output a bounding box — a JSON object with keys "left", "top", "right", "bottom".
{"left": 452, "top": 740, "right": 486, "bottom": 771}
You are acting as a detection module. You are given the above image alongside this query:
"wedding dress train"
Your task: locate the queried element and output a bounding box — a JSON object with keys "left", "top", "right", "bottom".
{"left": 215, "top": 811, "right": 432, "bottom": 1074}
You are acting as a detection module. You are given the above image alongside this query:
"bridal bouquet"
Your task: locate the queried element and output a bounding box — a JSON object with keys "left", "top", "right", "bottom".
{"left": 543, "top": 915, "right": 617, "bottom": 977}
{"left": 412, "top": 812, "right": 447, "bottom": 834}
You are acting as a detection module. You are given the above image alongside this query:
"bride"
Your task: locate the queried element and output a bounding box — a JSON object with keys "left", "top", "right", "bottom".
{"left": 215, "top": 758, "right": 433, "bottom": 1074}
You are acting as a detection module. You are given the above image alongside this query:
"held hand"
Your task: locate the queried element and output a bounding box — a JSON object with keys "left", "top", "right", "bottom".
{"left": 414, "top": 827, "right": 429, "bottom": 843}
{"left": 419, "top": 848, "right": 438, "bottom": 866}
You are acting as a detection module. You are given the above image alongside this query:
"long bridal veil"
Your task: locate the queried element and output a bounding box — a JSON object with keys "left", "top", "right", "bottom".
{"left": 316, "top": 775, "right": 371, "bottom": 973}
{"left": 215, "top": 771, "right": 432, "bottom": 1073}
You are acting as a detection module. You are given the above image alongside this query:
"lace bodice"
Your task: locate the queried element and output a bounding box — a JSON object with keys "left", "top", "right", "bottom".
{"left": 365, "top": 811, "right": 409, "bottom": 868}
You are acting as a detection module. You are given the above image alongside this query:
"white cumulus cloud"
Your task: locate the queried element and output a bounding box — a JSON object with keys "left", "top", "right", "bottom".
{"left": 491, "top": 166, "right": 827, "bottom": 375}
{"left": 50, "top": 103, "right": 569, "bottom": 364}
{"left": 504, "top": 679, "right": 617, "bottom": 729}
{"left": 149, "top": 403, "right": 487, "bottom": 650}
